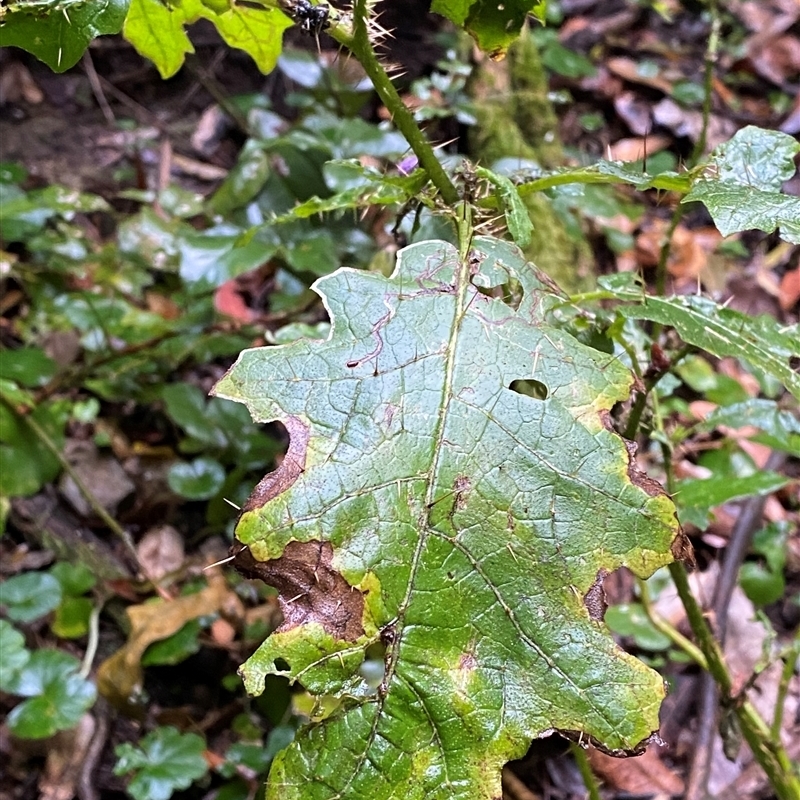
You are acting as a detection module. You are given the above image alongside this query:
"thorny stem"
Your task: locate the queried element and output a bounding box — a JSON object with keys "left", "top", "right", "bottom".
{"left": 668, "top": 560, "right": 800, "bottom": 799}
{"left": 327, "top": 0, "right": 460, "bottom": 206}
{"left": 570, "top": 743, "right": 602, "bottom": 800}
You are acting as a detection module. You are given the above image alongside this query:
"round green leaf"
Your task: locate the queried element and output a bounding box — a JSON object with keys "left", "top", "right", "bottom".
{"left": 5, "top": 649, "right": 96, "bottom": 739}
{"left": 168, "top": 457, "right": 226, "bottom": 500}
{"left": 52, "top": 596, "right": 94, "bottom": 639}
{"left": 0, "top": 620, "right": 30, "bottom": 691}
{"left": 141, "top": 619, "right": 202, "bottom": 666}
{"left": 0, "top": 572, "right": 62, "bottom": 623}
{"left": 114, "top": 726, "right": 209, "bottom": 800}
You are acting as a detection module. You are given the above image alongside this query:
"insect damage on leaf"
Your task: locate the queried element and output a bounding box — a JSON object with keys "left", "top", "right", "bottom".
{"left": 213, "top": 236, "right": 685, "bottom": 800}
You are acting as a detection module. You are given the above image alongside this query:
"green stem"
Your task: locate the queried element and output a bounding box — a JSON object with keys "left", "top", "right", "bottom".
{"left": 772, "top": 643, "right": 799, "bottom": 740}
{"left": 330, "top": 0, "right": 459, "bottom": 206}
{"left": 637, "top": 577, "right": 707, "bottom": 668}
{"left": 570, "top": 743, "right": 602, "bottom": 800}
{"left": 669, "top": 562, "right": 800, "bottom": 800}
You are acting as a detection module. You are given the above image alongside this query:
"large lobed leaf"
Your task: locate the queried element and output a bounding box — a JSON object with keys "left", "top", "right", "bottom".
{"left": 214, "top": 236, "right": 684, "bottom": 799}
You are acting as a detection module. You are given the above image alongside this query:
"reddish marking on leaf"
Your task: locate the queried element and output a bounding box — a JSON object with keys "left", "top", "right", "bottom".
{"left": 459, "top": 652, "right": 477, "bottom": 672}
{"left": 232, "top": 540, "right": 365, "bottom": 642}
{"left": 243, "top": 416, "right": 309, "bottom": 512}
{"left": 584, "top": 571, "right": 607, "bottom": 623}
{"left": 454, "top": 475, "right": 471, "bottom": 511}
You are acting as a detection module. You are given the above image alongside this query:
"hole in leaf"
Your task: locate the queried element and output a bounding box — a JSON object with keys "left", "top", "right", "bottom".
{"left": 273, "top": 658, "right": 291, "bottom": 672}
{"left": 509, "top": 378, "right": 549, "bottom": 400}
{"left": 472, "top": 275, "right": 524, "bottom": 310}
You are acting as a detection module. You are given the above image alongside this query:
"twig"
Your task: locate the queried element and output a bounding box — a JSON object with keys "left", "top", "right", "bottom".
{"left": 82, "top": 51, "right": 115, "bottom": 124}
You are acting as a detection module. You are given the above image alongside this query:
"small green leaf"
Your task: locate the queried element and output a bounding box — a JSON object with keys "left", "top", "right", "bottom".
{"left": 431, "top": 0, "right": 543, "bottom": 57}
{"left": 51, "top": 596, "right": 94, "bottom": 639}
{"left": 163, "top": 384, "right": 226, "bottom": 448}
{"left": 605, "top": 603, "right": 672, "bottom": 652}
{"left": 0, "top": 572, "right": 62, "bottom": 623}
{"left": 739, "top": 562, "right": 785, "bottom": 607}
{"left": 0, "top": 620, "right": 30, "bottom": 691}
{"left": 684, "top": 126, "right": 800, "bottom": 243}
{"left": 114, "top": 726, "right": 209, "bottom": 800}
{"left": 698, "top": 400, "right": 800, "bottom": 458}
{"left": 475, "top": 166, "right": 533, "bottom": 248}
{"left": 675, "top": 472, "right": 789, "bottom": 511}
{"left": 168, "top": 456, "right": 226, "bottom": 499}
{"left": 50, "top": 561, "right": 97, "bottom": 596}
{"left": 141, "top": 619, "right": 202, "bottom": 666}
{"left": 5, "top": 649, "right": 96, "bottom": 739}
{"left": 0, "top": 348, "right": 57, "bottom": 387}
{"left": 0, "top": 0, "right": 130, "bottom": 72}
{"left": 209, "top": 141, "right": 272, "bottom": 215}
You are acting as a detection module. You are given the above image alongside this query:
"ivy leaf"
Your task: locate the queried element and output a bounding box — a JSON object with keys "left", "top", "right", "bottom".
{"left": 213, "top": 236, "right": 684, "bottom": 799}
{"left": 123, "top": 0, "right": 292, "bottom": 79}
{"left": 0, "top": 0, "right": 130, "bottom": 72}
{"left": 114, "top": 726, "right": 209, "bottom": 800}
{"left": 684, "top": 126, "right": 800, "bottom": 244}
{"left": 0, "top": 620, "right": 30, "bottom": 691}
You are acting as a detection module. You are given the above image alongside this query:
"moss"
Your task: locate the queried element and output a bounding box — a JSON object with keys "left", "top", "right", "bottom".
{"left": 468, "top": 27, "right": 593, "bottom": 293}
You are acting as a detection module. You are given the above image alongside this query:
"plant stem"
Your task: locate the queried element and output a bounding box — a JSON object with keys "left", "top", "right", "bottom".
{"left": 570, "top": 743, "right": 602, "bottom": 800}
{"left": 669, "top": 561, "right": 800, "bottom": 800}
{"left": 332, "top": 0, "right": 460, "bottom": 206}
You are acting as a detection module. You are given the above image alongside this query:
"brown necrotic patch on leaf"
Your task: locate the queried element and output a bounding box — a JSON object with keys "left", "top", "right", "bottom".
{"left": 232, "top": 540, "right": 365, "bottom": 642}
{"left": 243, "top": 416, "right": 310, "bottom": 512}
{"left": 584, "top": 570, "right": 608, "bottom": 623}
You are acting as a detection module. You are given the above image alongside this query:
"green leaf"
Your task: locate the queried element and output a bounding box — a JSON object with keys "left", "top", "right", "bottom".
{"left": 614, "top": 294, "right": 800, "bottom": 401}
{"left": 475, "top": 166, "right": 533, "bottom": 248}
{"left": 605, "top": 603, "right": 672, "bottom": 652}
{"left": 684, "top": 126, "right": 800, "bottom": 243}
{"left": 50, "top": 561, "right": 97, "bottom": 596}
{"left": 675, "top": 472, "right": 789, "bottom": 511}
{"left": 0, "top": 0, "right": 130, "bottom": 72}
{"left": 123, "top": 0, "right": 292, "bottom": 79}
{"left": 0, "top": 572, "right": 63, "bottom": 623}
{"left": 114, "top": 726, "right": 209, "bottom": 800}
{"left": 0, "top": 620, "right": 30, "bottom": 691}
{"left": 168, "top": 456, "right": 226, "bottom": 499}
{"left": 431, "top": 1, "right": 546, "bottom": 57}
{"left": 141, "top": 619, "right": 202, "bottom": 666}
{"left": 0, "top": 399, "right": 70, "bottom": 497}
{"left": 52, "top": 596, "right": 94, "bottom": 639}
{"left": 4, "top": 649, "right": 96, "bottom": 739}
{"left": 0, "top": 348, "right": 57, "bottom": 387}
{"left": 213, "top": 236, "right": 683, "bottom": 799}
{"left": 697, "top": 400, "right": 800, "bottom": 458}
{"left": 739, "top": 562, "right": 784, "bottom": 607}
